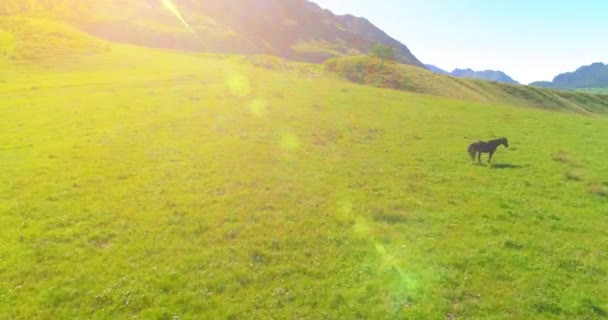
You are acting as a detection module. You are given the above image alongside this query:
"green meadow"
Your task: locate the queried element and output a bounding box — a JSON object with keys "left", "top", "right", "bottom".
{"left": 2, "top": 18, "right": 608, "bottom": 319}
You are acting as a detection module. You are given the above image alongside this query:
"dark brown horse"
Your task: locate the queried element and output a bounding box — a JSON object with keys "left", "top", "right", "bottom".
{"left": 468, "top": 137, "right": 509, "bottom": 164}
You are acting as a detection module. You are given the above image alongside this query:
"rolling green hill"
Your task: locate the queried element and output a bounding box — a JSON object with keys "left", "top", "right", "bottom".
{"left": 2, "top": 13, "right": 608, "bottom": 320}
{"left": 0, "top": 17, "right": 109, "bottom": 65}
{"left": 0, "top": 0, "right": 425, "bottom": 66}
{"left": 577, "top": 88, "right": 608, "bottom": 94}
{"left": 326, "top": 56, "right": 608, "bottom": 114}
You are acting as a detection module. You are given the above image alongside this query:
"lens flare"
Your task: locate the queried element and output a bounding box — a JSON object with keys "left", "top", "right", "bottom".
{"left": 161, "top": 0, "right": 198, "bottom": 38}
{"left": 340, "top": 197, "right": 421, "bottom": 309}
{"left": 280, "top": 133, "right": 300, "bottom": 150}
{"left": 226, "top": 72, "right": 251, "bottom": 97}
{"left": 250, "top": 99, "right": 267, "bottom": 116}
{"left": 335, "top": 199, "right": 353, "bottom": 222}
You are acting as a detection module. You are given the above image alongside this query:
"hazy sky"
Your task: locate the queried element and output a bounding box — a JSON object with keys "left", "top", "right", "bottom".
{"left": 313, "top": 0, "right": 608, "bottom": 84}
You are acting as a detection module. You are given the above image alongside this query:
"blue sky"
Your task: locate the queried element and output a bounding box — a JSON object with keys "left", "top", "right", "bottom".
{"left": 313, "top": 0, "right": 608, "bottom": 84}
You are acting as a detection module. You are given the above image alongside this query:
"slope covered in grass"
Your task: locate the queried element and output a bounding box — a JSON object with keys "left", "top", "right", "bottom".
{"left": 0, "top": 0, "right": 425, "bottom": 66}
{"left": 2, "top": 21, "right": 608, "bottom": 320}
{"left": 326, "top": 56, "right": 608, "bottom": 114}
{"left": 578, "top": 88, "right": 608, "bottom": 94}
{"left": 0, "top": 17, "right": 109, "bottom": 66}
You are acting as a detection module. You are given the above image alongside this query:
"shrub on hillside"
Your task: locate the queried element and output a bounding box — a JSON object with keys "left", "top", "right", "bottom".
{"left": 325, "top": 56, "right": 403, "bottom": 89}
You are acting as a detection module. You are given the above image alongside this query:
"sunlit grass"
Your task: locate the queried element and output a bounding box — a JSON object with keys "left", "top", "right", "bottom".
{"left": 1, "top": 21, "right": 608, "bottom": 319}
{"left": 0, "top": 17, "right": 109, "bottom": 65}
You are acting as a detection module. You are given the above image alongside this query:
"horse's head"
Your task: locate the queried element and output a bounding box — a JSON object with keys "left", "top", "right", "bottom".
{"left": 502, "top": 137, "right": 509, "bottom": 148}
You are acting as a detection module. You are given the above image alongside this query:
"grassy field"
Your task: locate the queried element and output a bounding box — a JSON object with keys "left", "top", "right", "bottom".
{"left": 2, "top": 18, "right": 608, "bottom": 319}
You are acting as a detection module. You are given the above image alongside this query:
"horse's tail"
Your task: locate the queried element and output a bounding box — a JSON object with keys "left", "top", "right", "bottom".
{"left": 468, "top": 143, "right": 477, "bottom": 161}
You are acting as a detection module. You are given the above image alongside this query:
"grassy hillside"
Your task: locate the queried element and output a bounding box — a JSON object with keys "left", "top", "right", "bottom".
{"left": 2, "top": 20, "right": 608, "bottom": 319}
{"left": 0, "top": 0, "right": 425, "bottom": 66}
{"left": 0, "top": 17, "right": 109, "bottom": 66}
{"left": 578, "top": 88, "right": 608, "bottom": 94}
{"left": 325, "top": 56, "right": 608, "bottom": 114}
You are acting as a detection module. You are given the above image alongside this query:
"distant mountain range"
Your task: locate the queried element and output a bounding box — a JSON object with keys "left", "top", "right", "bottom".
{"left": 425, "top": 64, "right": 450, "bottom": 75}
{"left": 530, "top": 62, "right": 608, "bottom": 89}
{"left": 0, "top": 0, "right": 425, "bottom": 67}
{"left": 425, "top": 64, "right": 519, "bottom": 84}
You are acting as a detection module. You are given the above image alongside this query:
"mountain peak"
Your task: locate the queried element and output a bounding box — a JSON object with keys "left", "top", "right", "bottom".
{"left": 531, "top": 62, "right": 608, "bottom": 89}
{"left": 453, "top": 68, "right": 474, "bottom": 73}
{"left": 426, "top": 65, "right": 519, "bottom": 84}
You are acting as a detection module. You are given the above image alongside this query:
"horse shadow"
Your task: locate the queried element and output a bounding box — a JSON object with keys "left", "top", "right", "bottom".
{"left": 490, "top": 163, "right": 525, "bottom": 169}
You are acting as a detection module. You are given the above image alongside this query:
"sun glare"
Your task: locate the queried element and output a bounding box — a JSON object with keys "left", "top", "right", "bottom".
{"left": 160, "top": 0, "right": 198, "bottom": 37}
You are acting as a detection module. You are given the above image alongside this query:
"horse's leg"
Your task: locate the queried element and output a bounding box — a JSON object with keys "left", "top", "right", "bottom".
{"left": 489, "top": 151, "right": 494, "bottom": 163}
{"left": 477, "top": 152, "right": 482, "bottom": 164}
